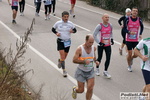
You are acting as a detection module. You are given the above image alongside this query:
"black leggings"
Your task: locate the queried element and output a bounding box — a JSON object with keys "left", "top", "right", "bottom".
{"left": 97, "top": 46, "right": 111, "bottom": 71}
{"left": 19, "top": 1, "right": 25, "bottom": 13}
{"left": 36, "top": 2, "right": 41, "bottom": 13}
{"left": 121, "top": 29, "right": 126, "bottom": 44}
{"left": 44, "top": 5, "right": 51, "bottom": 14}
{"left": 51, "top": 0, "right": 56, "bottom": 13}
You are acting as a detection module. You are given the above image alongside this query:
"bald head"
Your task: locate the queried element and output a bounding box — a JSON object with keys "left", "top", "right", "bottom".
{"left": 102, "top": 13, "right": 109, "bottom": 17}
{"left": 102, "top": 13, "right": 109, "bottom": 24}
{"left": 85, "top": 34, "right": 94, "bottom": 41}
{"left": 85, "top": 34, "right": 94, "bottom": 47}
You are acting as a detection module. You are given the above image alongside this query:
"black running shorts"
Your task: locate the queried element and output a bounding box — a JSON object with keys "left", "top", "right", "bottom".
{"left": 126, "top": 41, "right": 138, "bottom": 50}
{"left": 11, "top": 6, "right": 18, "bottom": 11}
{"left": 142, "top": 69, "right": 150, "bottom": 85}
{"left": 57, "top": 38, "right": 70, "bottom": 53}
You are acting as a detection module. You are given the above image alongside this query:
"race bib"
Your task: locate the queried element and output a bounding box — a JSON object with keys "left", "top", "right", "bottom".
{"left": 13, "top": 1, "right": 18, "bottom": 6}
{"left": 46, "top": 0, "right": 50, "bottom": 3}
{"left": 84, "top": 59, "right": 93, "bottom": 68}
{"left": 64, "top": 39, "right": 71, "bottom": 48}
{"left": 129, "top": 32, "right": 137, "bottom": 39}
{"left": 102, "top": 37, "right": 110, "bottom": 45}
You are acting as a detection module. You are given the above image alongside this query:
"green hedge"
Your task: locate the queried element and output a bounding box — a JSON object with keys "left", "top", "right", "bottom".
{"left": 81, "top": 0, "right": 148, "bottom": 20}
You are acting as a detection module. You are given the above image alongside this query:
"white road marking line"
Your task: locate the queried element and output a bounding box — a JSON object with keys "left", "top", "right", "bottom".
{"left": 26, "top": 4, "right": 91, "bottom": 32}
{"left": 0, "top": 20, "right": 101, "bottom": 100}
{"left": 58, "top": 0, "right": 150, "bottom": 30}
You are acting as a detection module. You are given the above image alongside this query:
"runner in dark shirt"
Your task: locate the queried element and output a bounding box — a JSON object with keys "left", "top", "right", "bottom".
{"left": 118, "top": 8, "right": 131, "bottom": 55}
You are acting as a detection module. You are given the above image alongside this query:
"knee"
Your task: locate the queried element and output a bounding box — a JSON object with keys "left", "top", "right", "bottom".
{"left": 61, "top": 56, "right": 65, "bottom": 60}
{"left": 128, "top": 51, "right": 132, "bottom": 56}
{"left": 78, "top": 88, "right": 84, "bottom": 93}
{"left": 146, "top": 85, "right": 150, "bottom": 92}
{"left": 87, "top": 86, "right": 94, "bottom": 93}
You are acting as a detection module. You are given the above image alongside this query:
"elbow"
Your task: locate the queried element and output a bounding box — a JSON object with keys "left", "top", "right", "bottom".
{"left": 73, "top": 60, "right": 76, "bottom": 63}
{"left": 73, "top": 59, "right": 75, "bottom": 63}
{"left": 51, "top": 28, "right": 54, "bottom": 32}
{"left": 73, "top": 28, "right": 77, "bottom": 33}
{"left": 52, "top": 27, "right": 57, "bottom": 34}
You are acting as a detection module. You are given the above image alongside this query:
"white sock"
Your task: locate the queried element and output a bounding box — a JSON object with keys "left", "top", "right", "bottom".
{"left": 74, "top": 88, "right": 76, "bottom": 91}
{"left": 104, "top": 71, "right": 107, "bottom": 73}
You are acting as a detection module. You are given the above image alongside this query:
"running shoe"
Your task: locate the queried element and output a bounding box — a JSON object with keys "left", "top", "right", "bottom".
{"left": 48, "top": 15, "right": 50, "bottom": 19}
{"left": 20, "top": 12, "right": 22, "bottom": 16}
{"left": 96, "top": 68, "right": 100, "bottom": 76}
{"left": 14, "top": 20, "right": 16, "bottom": 24}
{"left": 103, "top": 71, "right": 111, "bottom": 79}
{"left": 63, "top": 70, "right": 67, "bottom": 77}
{"left": 119, "top": 48, "right": 122, "bottom": 55}
{"left": 22, "top": 12, "right": 24, "bottom": 16}
{"left": 58, "top": 59, "right": 62, "bottom": 68}
{"left": 53, "top": 13, "right": 55, "bottom": 16}
{"left": 12, "top": 20, "right": 16, "bottom": 24}
{"left": 72, "top": 86, "right": 77, "bottom": 99}
{"left": 128, "top": 65, "right": 132, "bottom": 72}
{"left": 12, "top": 20, "right": 15, "bottom": 24}
{"left": 73, "top": 15, "right": 75, "bottom": 18}
{"left": 45, "top": 17, "right": 47, "bottom": 20}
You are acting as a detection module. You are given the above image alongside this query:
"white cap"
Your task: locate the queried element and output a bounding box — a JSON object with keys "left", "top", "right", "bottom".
{"left": 125, "top": 8, "right": 131, "bottom": 13}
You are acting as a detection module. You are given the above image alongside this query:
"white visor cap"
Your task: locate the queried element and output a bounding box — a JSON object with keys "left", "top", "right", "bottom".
{"left": 125, "top": 8, "right": 131, "bottom": 13}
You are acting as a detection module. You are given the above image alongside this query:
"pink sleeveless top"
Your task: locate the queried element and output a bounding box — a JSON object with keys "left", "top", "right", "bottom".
{"left": 12, "top": 0, "right": 18, "bottom": 6}
{"left": 126, "top": 17, "right": 140, "bottom": 42}
{"left": 100, "top": 23, "right": 111, "bottom": 47}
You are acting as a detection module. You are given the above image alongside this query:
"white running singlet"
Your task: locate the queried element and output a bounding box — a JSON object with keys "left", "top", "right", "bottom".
{"left": 136, "top": 37, "right": 150, "bottom": 71}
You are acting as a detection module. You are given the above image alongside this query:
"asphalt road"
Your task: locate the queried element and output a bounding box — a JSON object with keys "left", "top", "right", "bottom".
{"left": 0, "top": 0, "right": 150, "bottom": 100}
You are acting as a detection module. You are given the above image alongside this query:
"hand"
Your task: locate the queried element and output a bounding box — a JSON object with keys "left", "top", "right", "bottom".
{"left": 99, "top": 42, "right": 105, "bottom": 47}
{"left": 139, "top": 35, "right": 142, "bottom": 40}
{"left": 121, "top": 25, "right": 123, "bottom": 28}
{"left": 85, "top": 60, "right": 91, "bottom": 65}
{"left": 130, "top": 31, "right": 136, "bottom": 35}
{"left": 95, "top": 61, "right": 100, "bottom": 66}
{"left": 56, "top": 33, "right": 60, "bottom": 37}
{"left": 142, "top": 55, "right": 148, "bottom": 61}
{"left": 111, "top": 39, "right": 114, "bottom": 45}
{"left": 9, "top": 2, "right": 11, "bottom": 5}
{"left": 19, "top": 0, "right": 22, "bottom": 2}
{"left": 69, "top": 29, "right": 73, "bottom": 33}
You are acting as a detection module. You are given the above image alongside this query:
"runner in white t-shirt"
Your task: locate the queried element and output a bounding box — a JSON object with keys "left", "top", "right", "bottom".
{"left": 134, "top": 37, "right": 150, "bottom": 100}
{"left": 43, "top": 0, "right": 51, "bottom": 20}
{"left": 52, "top": 11, "right": 77, "bottom": 77}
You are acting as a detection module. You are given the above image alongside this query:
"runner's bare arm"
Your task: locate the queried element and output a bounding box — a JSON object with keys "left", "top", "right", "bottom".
{"left": 94, "top": 47, "right": 99, "bottom": 65}
{"left": 94, "top": 47, "right": 97, "bottom": 61}
{"left": 73, "top": 47, "right": 84, "bottom": 64}
{"left": 134, "top": 48, "right": 148, "bottom": 61}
